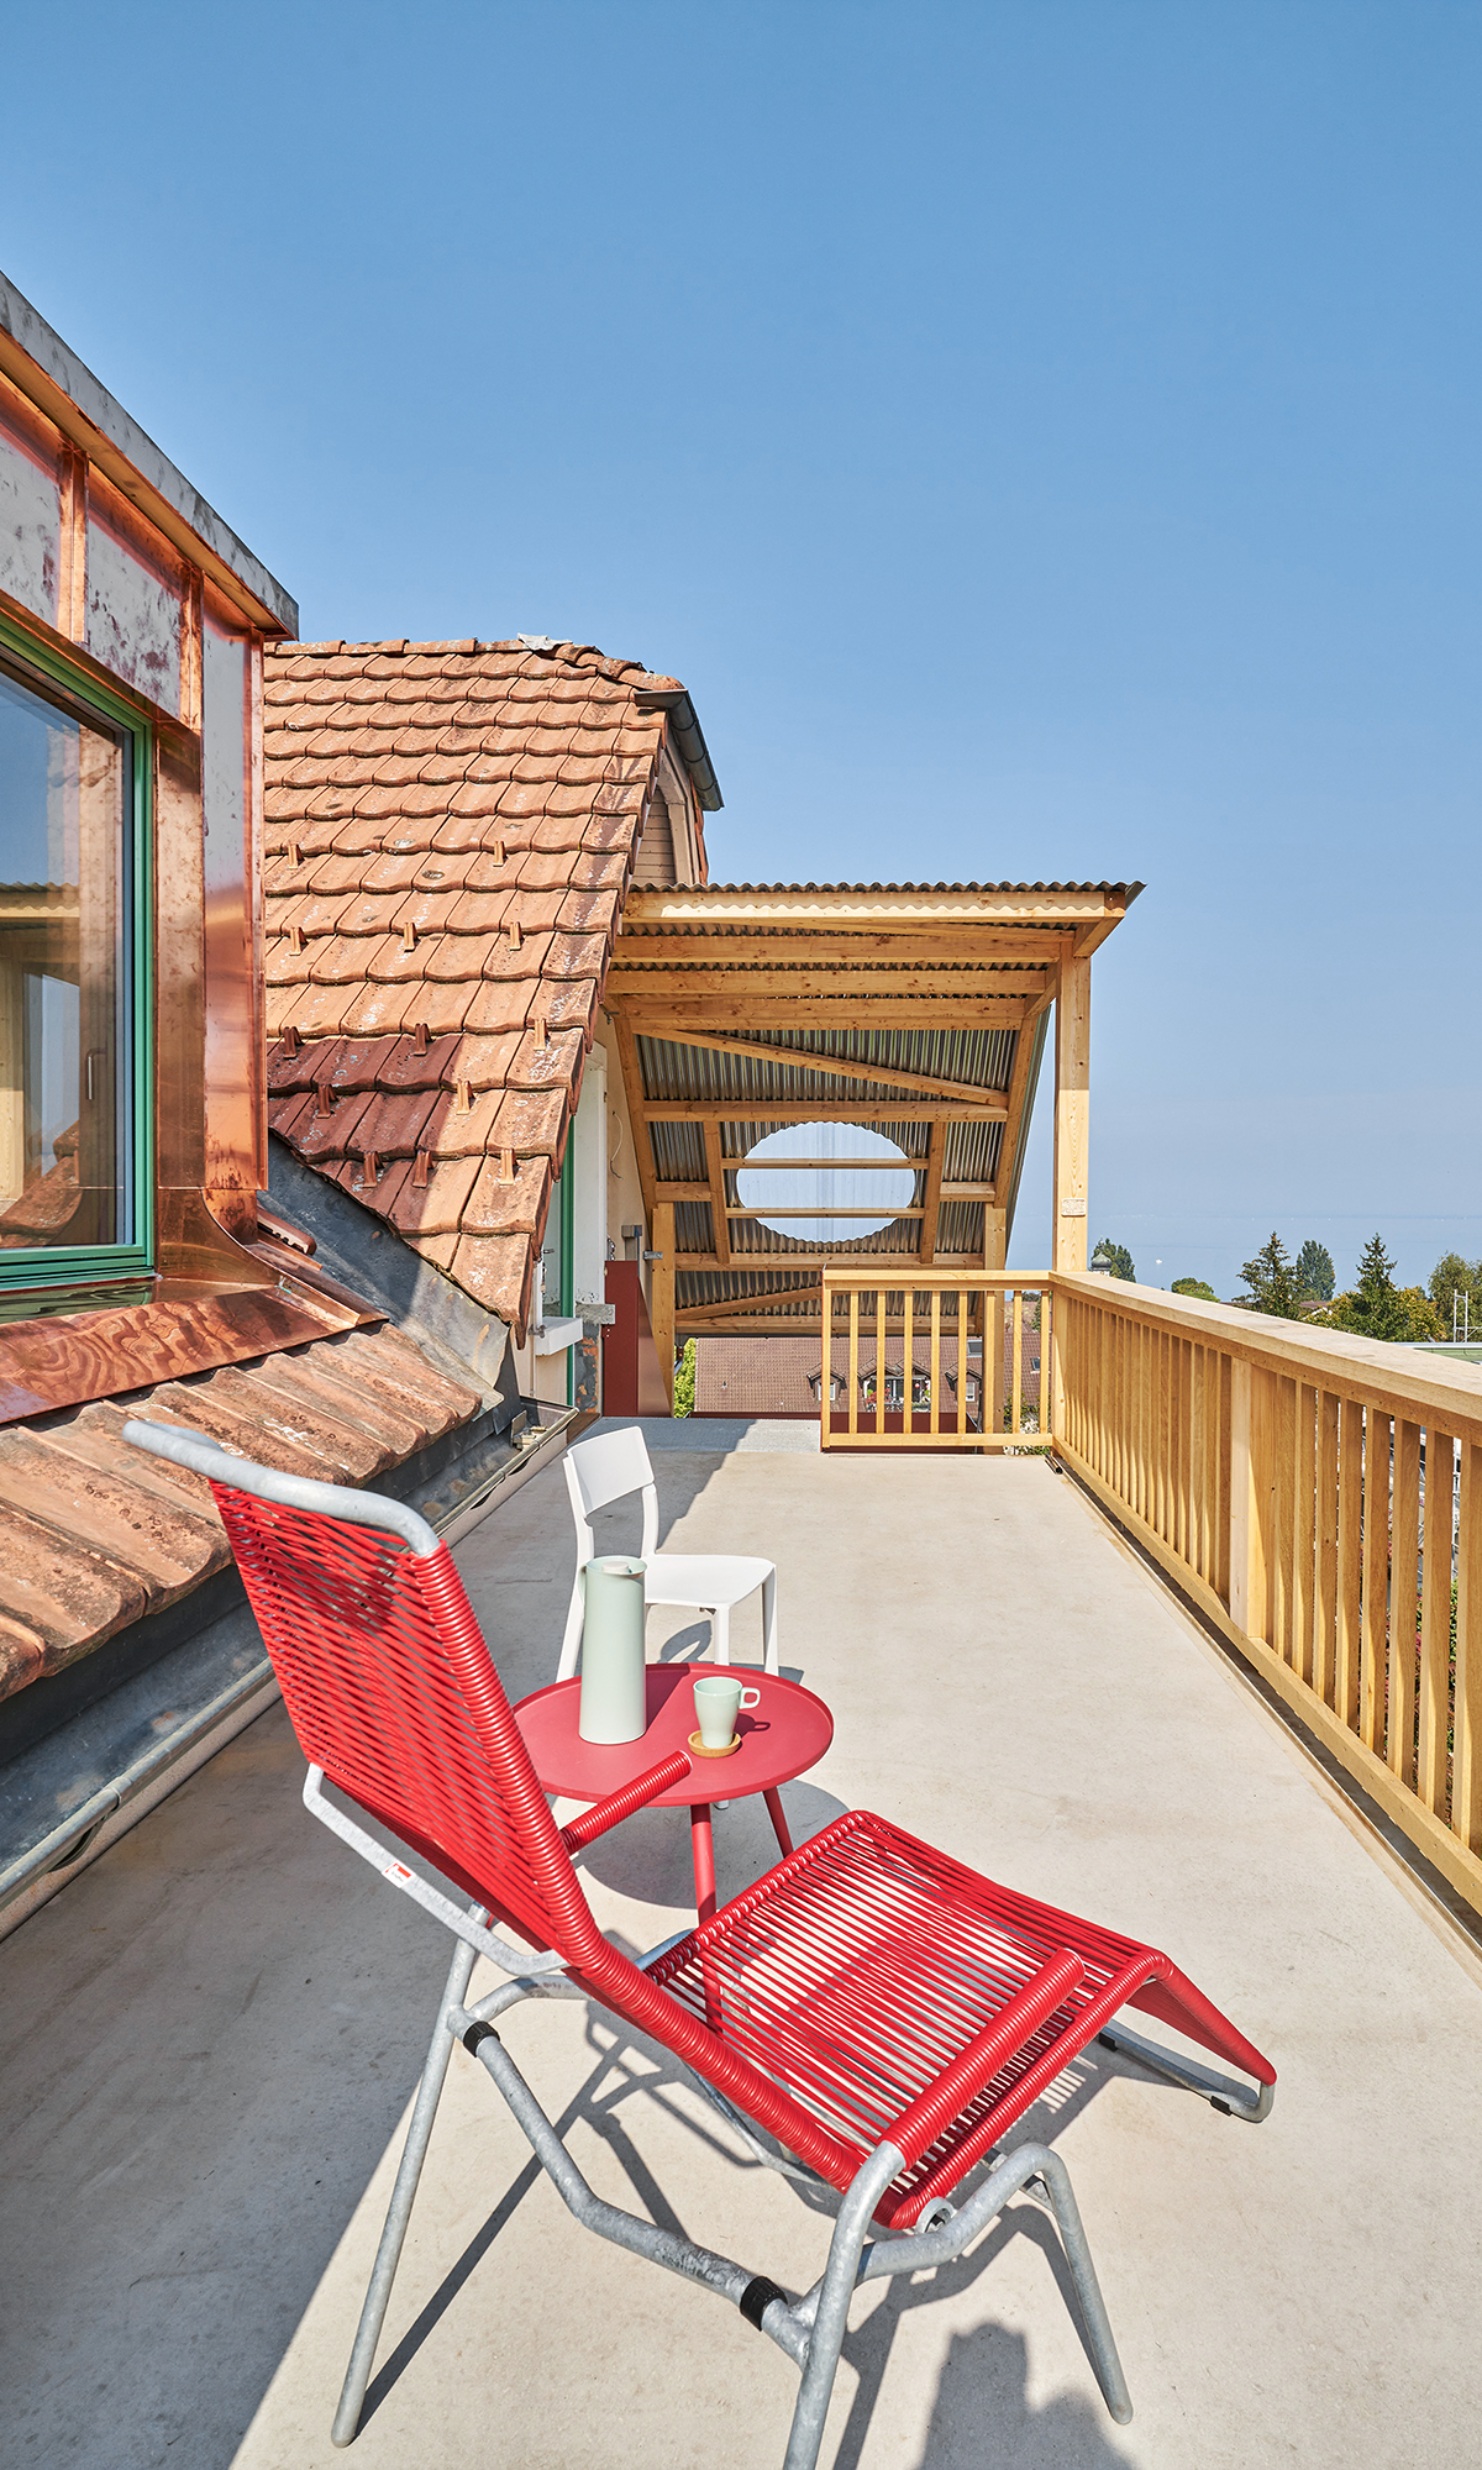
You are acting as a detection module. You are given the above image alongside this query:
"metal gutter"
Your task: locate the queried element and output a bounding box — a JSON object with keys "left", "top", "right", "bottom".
{"left": 630, "top": 682, "right": 724, "bottom": 811}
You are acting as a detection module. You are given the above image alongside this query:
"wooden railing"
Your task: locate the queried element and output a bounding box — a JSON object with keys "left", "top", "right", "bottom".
{"left": 1049, "top": 1272, "right": 1482, "bottom": 1924}
{"left": 817, "top": 1264, "right": 1482, "bottom": 1919}
{"left": 819, "top": 1269, "right": 1049, "bottom": 1450}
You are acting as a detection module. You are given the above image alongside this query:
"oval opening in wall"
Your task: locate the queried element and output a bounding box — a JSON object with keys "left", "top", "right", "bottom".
{"left": 735, "top": 1122, "right": 916, "bottom": 1242}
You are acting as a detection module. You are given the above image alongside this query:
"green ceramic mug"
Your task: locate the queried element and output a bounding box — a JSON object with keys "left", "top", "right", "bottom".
{"left": 692, "top": 1672, "right": 761, "bottom": 1751}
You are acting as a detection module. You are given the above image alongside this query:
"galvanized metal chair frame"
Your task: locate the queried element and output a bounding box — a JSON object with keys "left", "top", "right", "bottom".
{"left": 124, "top": 1419, "right": 1275, "bottom": 2470}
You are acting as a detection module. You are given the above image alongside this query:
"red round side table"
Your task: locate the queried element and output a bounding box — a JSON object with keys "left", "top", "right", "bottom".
{"left": 514, "top": 1664, "right": 834, "bottom": 1924}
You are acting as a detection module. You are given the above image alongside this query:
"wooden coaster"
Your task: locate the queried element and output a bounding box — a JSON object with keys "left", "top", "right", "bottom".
{"left": 687, "top": 1729, "right": 742, "bottom": 1759}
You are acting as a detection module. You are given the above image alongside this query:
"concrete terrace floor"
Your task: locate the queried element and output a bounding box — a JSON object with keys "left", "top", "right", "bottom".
{"left": 4, "top": 1426, "right": 1482, "bottom": 2470}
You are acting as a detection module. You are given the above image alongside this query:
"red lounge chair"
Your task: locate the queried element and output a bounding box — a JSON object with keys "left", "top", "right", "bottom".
{"left": 125, "top": 1421, "right": 1275, "bottom": 2470}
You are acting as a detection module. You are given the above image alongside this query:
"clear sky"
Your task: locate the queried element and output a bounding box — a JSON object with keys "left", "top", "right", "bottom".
{"left": 3, "top": 3, "right": 1477, "bottom": 1295}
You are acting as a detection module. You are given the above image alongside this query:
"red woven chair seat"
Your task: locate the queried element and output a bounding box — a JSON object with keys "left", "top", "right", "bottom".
{"left": 644, "top": 1807, "right": 1261, "bottom": 2229}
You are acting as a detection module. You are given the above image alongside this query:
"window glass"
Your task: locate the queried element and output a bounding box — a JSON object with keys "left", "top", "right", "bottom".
{"left": 0, "top": 659, "right": 131, "bottom": 1254}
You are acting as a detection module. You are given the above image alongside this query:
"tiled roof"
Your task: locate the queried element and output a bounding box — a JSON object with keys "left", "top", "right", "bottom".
{"left": 0, "top": 1326, "right": 479, "bottom": 1702}
{"left": 262, "top": 637, "right": 705, "bottom": 1333}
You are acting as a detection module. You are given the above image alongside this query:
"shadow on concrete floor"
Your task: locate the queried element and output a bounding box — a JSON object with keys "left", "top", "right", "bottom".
{"left": 351, "top": 1960, "right": 1130, "bottom": 2468}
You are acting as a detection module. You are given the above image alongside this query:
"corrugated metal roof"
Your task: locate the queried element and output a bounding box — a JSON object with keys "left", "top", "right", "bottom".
{"left": 638, "top": 1025, "right": 1013, "bottom": 1106}
{"left": 668, "top": 881, "right": 1142, "bottom": 899}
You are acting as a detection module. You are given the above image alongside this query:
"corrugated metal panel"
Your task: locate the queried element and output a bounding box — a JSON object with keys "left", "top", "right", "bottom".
{"left": 649, "top": 1120, "right": 706, "bottom": 1180}
{"left": 675, "top": 1200, "right": 713, "bottom": 1251}
{"left": 943, "top": 1119, "right": 1005, "bottom": 1182}
{"left": 655, "top": 880, "right": 1140, "bottom": 898}
{"left": 637, "top": 1026, "right": 1014, "bottom": 1106}
{"left": 677, "top": 1268, "right": 821, "bottom": 1310}
{"left": 727, "top": 1217, "right": 921, "bottom": 1257}
{"left": 935, "top": 1200, "right": 988, "bottom": 1255}
{"left": 718, "top": 1118, "right": 929, "bottom": 1161}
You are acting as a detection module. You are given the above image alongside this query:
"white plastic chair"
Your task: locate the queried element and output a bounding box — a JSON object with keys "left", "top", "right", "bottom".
{"left": 557, "top": 1424, "right": 778, "bottom": 1682}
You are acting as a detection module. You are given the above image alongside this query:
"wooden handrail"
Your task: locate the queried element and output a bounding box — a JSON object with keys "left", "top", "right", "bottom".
{"left": 1045, "top": 1270, "right": 1482, "bottom": 1923}
{"left": 813, "top": 1263, "right": 1482, "bottom": 1919}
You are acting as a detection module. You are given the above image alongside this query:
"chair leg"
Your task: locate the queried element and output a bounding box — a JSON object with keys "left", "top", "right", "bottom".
{"left": 783, "top": 2143, "right": 902, "bottom": 2470}
{"left": 711, "top": 1602, "right": 730, "bottom": 1665}
{"left": 761, "top": 1570, "right": 779, "bottom": 1673}
{"left": 556, "top": 1575, "right": 585, "bottom": 1683}
{"left": 331, "top": 1936, "right": 478, "bottom": 2446}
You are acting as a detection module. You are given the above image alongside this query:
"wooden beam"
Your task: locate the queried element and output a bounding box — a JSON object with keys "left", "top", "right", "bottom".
{"left": 623, "top": 888, "right": 1130, "bottom": 928}
{"left": 625, "top": 1000, "right": 1029, "bottom": 1034}
{"left": 613, "top": 929, "right": 1073, "bottom": 967}
{"left": 611, "top": 1012, "right": 659, "bottom": 1232}
{"left": 708, "top": 1156, "right": 933, "bottom": 1173}
{"left": 678, "top": 1318, "right": 826, "bottom": 1336}
{"left": 675, "top": 1280, "right": 821, "bottom": 1323}
{"left": 620, "top": 1024, "right": 1013, "bottom": 1107}
{"left": 655, "top": 1181, "right": 711, "bottom": 1200}
{"left": 676, "top": 1245, "right": 922, "bottom": 1269}
{"left": 651, "top": 1198, "right": 676, "bottom": 1410}
{"left": 993, "top": 991, "right": 1049, "bottom": 1238}
{"left": 920, "top": 1121, "right": 946, "bottom": 1265}
{"left": 703, "top": 1120, "right": 731, "bottom": 1270}
{"left": 941, "top": 1182, "right": 996, "bottom": 1199}
{"left": 608, "top": 967, "right": 1052, "bottom": 1001}
{"left": 1053, "top": 956, "right": 1091, "bottom": 1273}
{"left": 724, "top": 1206, "right": 926, "bottom": 1220}
{"left": 640, "top": 1100, "right": 1001, "bottom": 1123}
{"left": 624, "top": 992, "right": 1032, "bottom": 1032}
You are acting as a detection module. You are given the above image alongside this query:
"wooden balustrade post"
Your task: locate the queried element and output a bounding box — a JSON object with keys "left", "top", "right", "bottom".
{"left": 1228, "top": 1357, "right": 1264, "bottom": 1638}
{"left": 1456, "top": 1439, "right": 1482, "bottom": 1856}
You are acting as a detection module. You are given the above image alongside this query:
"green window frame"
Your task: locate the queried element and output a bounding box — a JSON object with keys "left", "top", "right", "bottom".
{"left": 0, "top": 612, "right": 153, "bottom": 1298}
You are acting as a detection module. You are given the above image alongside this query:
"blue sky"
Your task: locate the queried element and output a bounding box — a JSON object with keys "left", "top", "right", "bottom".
{"left": 3, "top": 3, "right": 1477, "bottom": 1293}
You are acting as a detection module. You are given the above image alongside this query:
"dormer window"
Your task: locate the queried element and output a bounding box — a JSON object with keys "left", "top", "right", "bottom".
{"left": 0, "top": 636, "right": 148, "bottom": 1287}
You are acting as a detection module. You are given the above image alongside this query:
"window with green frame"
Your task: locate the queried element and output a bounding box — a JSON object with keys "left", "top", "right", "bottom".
{"left": 0, "top": 620, "right": 151, "bottom": 1293}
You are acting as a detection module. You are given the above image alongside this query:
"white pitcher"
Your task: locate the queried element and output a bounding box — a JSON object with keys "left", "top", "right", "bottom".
{"left": 577, "top": 1556, "right": 647, "bottom": 1743}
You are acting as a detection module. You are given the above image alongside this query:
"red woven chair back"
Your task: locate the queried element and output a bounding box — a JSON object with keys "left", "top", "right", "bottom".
{"left": 211, "top": 1482, "right": 606, "bottom": 1969}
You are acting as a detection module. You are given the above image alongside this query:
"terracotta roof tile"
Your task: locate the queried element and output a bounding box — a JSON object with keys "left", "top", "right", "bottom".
{"left": 421, "top": 1083, "right": 505, "bottom": 1157}
{"left": 352, "top": 1088, "right": 441, "bottom": 1156}
{"left": 388, "top": 1154, "right": 483, "bottom": 1236}
{"left": 338, "top": 980, "right": 415, "bottom": 1038}
{"left": 447, "top": 1235, "right": 529, "bottom": 1321}
{"left": 264, "top": 634, "right": 710, "bottom": 1336}
{"left": 460, "top": 1155, "right": 547, "bottom": 1236}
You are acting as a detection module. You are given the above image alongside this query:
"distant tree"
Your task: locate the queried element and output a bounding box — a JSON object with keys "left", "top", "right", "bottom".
{"left": 1091, "top": 1239, "right": 1136, "bottom": 1282}
{"left": 1428, "top": 1251, "right": 1482, "bottom": 1336}
{"left": 672, "top": 1337, "right": 696, "bottom": 1416}
{"left": 1237, "top": 1233, "right": 1306, "bottom": 1320}
{"left": 1294, "top": 1239, "right": 1335, "bottom": 1302}
{"left": 1327, "top": 1234, "right": 1444, "bottom": 1343}
{"left": 1171, "top": 1277, "right": 1218, "bottom": 1301}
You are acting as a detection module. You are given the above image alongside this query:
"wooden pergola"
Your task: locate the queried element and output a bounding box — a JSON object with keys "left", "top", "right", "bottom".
{"left": 603, "top": 881, "right": 1139, "bottom": 1400}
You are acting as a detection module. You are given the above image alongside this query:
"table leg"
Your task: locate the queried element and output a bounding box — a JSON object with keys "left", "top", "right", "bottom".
{"left": 690, "top": 1803, "right": 717, "bottom": 1925}
{"left": 763, "top": 1786, "right": 794, "bottom": 1858}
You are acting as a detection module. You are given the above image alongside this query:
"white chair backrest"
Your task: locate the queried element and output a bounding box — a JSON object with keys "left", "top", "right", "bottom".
{"left": 563, "top": 1426, "right": 660, "bottom": 1569}
{"left": 565, "top": 1425, "right": 654, "bottom": 1516}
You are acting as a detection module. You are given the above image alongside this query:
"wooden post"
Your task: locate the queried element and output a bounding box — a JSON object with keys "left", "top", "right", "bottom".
{"left": 1455, "top": 1440, "right": 1482, "bottom": 1854}
{"left": 1228, "top": 1357, "right": 1263, "bottom": 1637}
{"left": 1052, "top": 957, "right": 1090, "bottom": 1273}
{"left": 650, "top": 1199, "right": 676, "bottom": 1412}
